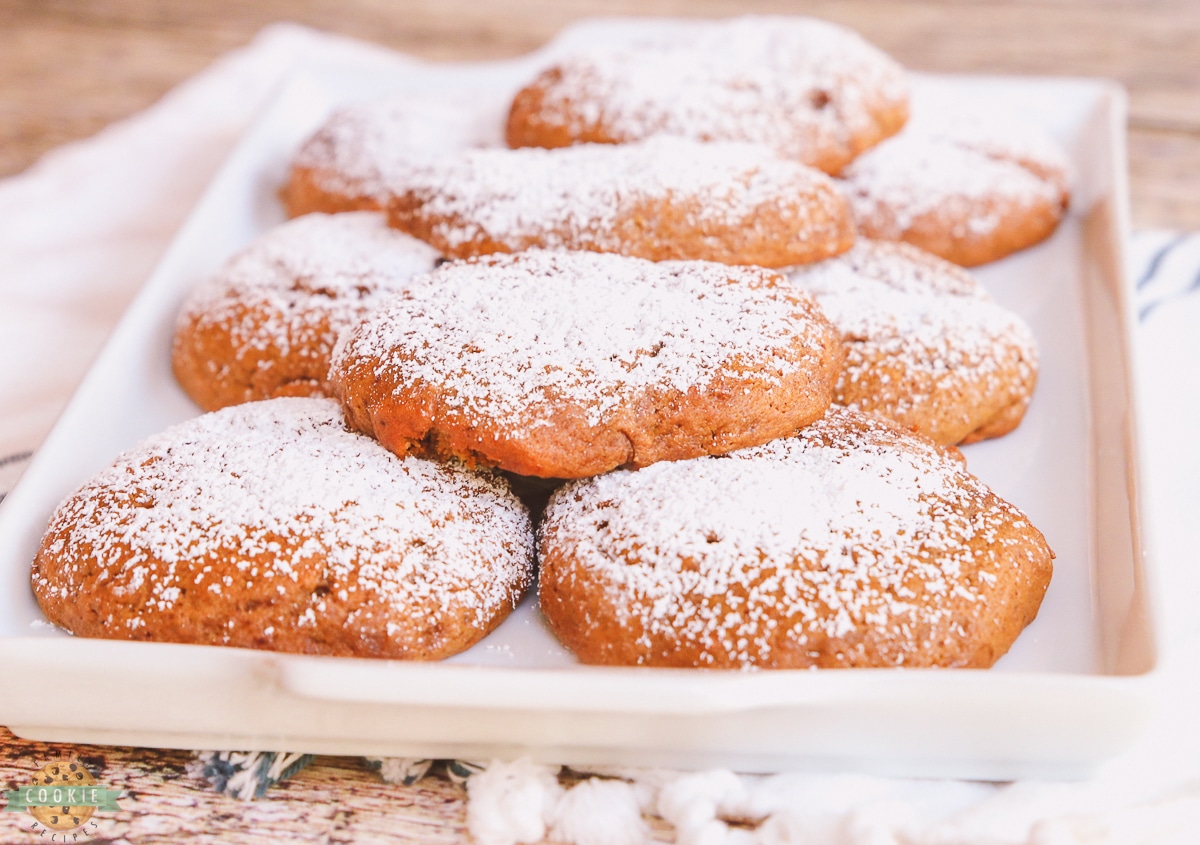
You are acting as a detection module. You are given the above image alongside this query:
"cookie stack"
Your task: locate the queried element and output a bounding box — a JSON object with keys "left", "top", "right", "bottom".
{"left": 32, "top": 16, "right": 1055, "bottom": 670}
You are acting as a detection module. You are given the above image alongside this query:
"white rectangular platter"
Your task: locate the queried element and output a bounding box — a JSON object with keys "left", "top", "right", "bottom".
{"left": 0, "top": 20, "right": 1161, "bottom": 780}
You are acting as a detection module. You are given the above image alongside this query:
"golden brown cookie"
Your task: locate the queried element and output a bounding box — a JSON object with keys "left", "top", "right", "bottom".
{"left": 32, "top": 398, "right": 534, "bottom": 660}
{"left": 27, "top": 762, "right": 96, "bottom": 832}
{"left": 330, "top": 249, "right": 844, "bottom": 478}
{"left": 281, "top": 89, "right": 507, "bottom": 217}
{"left": 840, "top": 93, "right": 1071, "bottom": 266}
{"left": 784, "top": 240, "right": 1038, "bottom": 445}
{"left": 387, "top": 136, "right": 855, "bottom": 267}
{"left": 172, "top": 211, "right": 440, "bottom": 411}
{"left": 538, "top": 407, "right": 1054, "bottom": 669}
{"left": 506, "top": 16, "right": 909, "bottom": 175}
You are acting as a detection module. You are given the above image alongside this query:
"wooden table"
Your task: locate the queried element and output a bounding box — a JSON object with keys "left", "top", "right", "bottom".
{"left": 2, "top": 1, "right": 1198, "bottom": 841}
{"left": 5, "top": 0, "right": 1199, "bottom": 229}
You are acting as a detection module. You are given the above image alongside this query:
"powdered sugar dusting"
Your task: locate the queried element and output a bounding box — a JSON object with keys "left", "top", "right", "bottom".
{"left": 542, "top": 409, "right": 1025, "bottom": 666}
{"left": 785, "top": 241, "right": 1037, "bottom": 435}
{"left": 802, "top": 238, "right": 984, "bottom": 298}
{"left": 905, "top": 86, "right": 1071, "bottom": 184}
{"left": 331, "top": 249, "right": 833, "bottom": 431}
{"left": 394, "top": 136, "right": 845, "bottom": 256}
{"left": 520, "top": 16, "right": 908, "bottom": 167}
{"left": 841, "top": 92, "right": 1070, "bottom": 237}
{"left": 293, "top": 88, "right": 508, "bottom": 203}
{"left": 35, "top": 398, "right": 534, "bottom": 640}
{"left": 177, "top": 212, "right": 440, "bottom": 359}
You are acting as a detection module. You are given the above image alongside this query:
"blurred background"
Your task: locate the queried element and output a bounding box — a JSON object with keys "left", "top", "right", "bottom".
{"left": 3, "top": 0, "right": 1198, "bottom": 227}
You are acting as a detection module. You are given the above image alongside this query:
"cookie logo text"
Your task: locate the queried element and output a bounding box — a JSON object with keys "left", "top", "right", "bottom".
{"left": 4, "top": 761, "right": 122, "bottom": 837}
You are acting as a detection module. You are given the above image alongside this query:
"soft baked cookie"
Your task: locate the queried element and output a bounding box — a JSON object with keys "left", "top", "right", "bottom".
{"left": 387, "top": 136, "right": 855, "bottom": 267}
{"left": 172, "top": 211, "right": 440, "bottom": 411}
{"left": 330, "top": 249, "right": 844, "bottom": 478}
{"left": 784, "top": 240, "right": 1038, "bottom": 445}
{"left": 840, "top": 92, "right": 1071, "bottom": 266}
{"left": 281, "top": 88, "right": 507, "bottom": 217}
{"left": 32, "top": 397, "right": 534, "bottom": 660}
{"left": 506, "top": 16, "right": 909, "bottom": 174}
{"left": 538, "top": 407, "right": 1054, "bottom": 669}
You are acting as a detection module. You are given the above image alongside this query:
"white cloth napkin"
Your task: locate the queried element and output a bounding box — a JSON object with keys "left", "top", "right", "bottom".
{"left": 2, "top": 23, "right": 1199, "bottom": 844}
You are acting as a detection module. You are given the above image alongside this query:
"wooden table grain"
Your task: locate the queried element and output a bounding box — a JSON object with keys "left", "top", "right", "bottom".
{"left": 4, "top": 0, "right": 1200, "bottom": 228}
{"left": 2, "top": 1, "right": 1198, "bottom": 841}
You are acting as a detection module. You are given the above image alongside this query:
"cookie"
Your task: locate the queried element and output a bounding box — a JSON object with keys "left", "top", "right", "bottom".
{"left": 330, "top": 249, "right": 844, "bottom": 478}
{"left": 506, "top": 16, "right": 909, "bottom": 174}
{"left": 32, "top": 398, "right": 534, "bottom": 660}
{"left": 281, "top": 88, "right": 507, "bottom": 217}
{"left": 840, "top": 92, "right": 1071, "bottom": 266}
{"left": 387, "top": 136, "right": 855, "bottom": 267}
{"left": 784, "top": 240, "right": 1038, "bottom": 444}
{"left": 538, "top": 407, "right": 1054, "bottom": 669}
{"left": 27, "top": 762, "right": 96, "bottom": 832}
{"left": 172, "top": 211, "right": 440, "bottom": 411}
